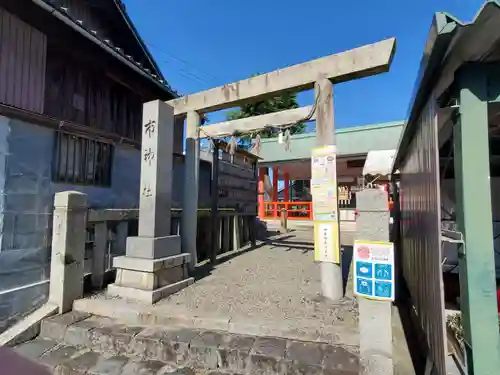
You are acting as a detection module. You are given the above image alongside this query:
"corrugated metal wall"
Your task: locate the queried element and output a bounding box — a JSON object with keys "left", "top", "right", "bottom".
{"left": 399, "top": 97, "right": 447, "bottom": 375}
{"left": 0, "top": 7, "right": 47, "bottom": 113}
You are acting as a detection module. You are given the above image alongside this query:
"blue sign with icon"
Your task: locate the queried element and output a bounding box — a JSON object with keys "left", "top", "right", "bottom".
{"left": 353, "top": 241, "right": 395, "bottom": 302}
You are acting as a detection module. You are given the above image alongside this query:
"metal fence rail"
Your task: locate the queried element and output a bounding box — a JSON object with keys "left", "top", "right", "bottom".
{"left": 398, "top": 98, "right": 447, "bottom": 375}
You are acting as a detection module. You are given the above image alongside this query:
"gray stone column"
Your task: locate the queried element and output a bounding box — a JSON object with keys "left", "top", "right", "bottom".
{"left": 49, "top": 191, "right": 87, "bottom": 313}
{"left": 182, "top": 110, "right": 201, "bottom": 270}
{"left": 356, "top": 188, "right": 393, "bottom": 375}
{"left": 108, "top": 100, "right": 193, "bottom": 304}
{"left": 91, "top": 222, "right": 107, "bottom": 290}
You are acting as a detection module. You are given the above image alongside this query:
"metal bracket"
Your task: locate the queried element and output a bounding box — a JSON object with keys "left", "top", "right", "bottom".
{"left": 441, "top": 228, "right": 465, "bottom": 257}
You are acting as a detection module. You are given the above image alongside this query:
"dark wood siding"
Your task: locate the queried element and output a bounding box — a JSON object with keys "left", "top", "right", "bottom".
{"left": 0, "top": 7, "right": 46, "bottom": 113}
{"left": 44, "top": 45, "right": 143, "bottom": 140}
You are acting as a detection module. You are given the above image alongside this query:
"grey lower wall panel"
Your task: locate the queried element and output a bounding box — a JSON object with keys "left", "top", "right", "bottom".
{"left": 0, "top": 114, "right": 211, "bottom": 333}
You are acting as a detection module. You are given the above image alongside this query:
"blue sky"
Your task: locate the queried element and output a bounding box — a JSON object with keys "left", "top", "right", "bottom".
{"left": 123, "top": 0, "right": 484, "bottom": 128}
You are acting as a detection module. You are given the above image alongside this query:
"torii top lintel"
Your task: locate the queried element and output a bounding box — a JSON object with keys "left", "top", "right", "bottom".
{"left": 167, "top": 38, "right": 396, "bottom": 116}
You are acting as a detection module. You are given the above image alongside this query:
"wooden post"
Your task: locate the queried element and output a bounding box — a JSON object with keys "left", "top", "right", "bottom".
{"left": 284, "top": 172, "right": 290, "bottom": 202}
{"left": 49, "top": 191, "right": 87, "bottom": 313}
{"left": 258, "top": 167, "right": 266, "bottom": 219}
{"left": 91, "top": 222, "right": 107, "bottom": 289}
{"left": 280, "top": 208, "right": 288, "bottom": 233}
{"left": 210, "top": 144, "right": 219, "bottom": 264}
{"left": 272, "top": 166, "right": 279, "bottom": 218}
{"left": 315, "top": 77, "right": 343, "bottom": 301}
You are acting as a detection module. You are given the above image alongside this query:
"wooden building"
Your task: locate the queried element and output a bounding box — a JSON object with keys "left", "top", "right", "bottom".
{"left": 0, "top": 0, "right": 179, "bottom": 332}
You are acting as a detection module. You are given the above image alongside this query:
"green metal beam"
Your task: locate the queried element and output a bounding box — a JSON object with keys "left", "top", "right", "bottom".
{"left": 454, "top": 64, "right": 500, "bottom": 375}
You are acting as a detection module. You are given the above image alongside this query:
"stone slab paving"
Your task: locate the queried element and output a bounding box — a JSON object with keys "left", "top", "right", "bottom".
{"left": 14, "top": 312, "right": 359, "bottom": 375}
{"left": 75, "top": 231, "right": 359, "bottom": 347}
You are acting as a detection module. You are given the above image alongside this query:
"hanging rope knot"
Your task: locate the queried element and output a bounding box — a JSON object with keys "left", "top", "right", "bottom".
{"left": 284, "top": 128, "right": 291, "bottom": 152}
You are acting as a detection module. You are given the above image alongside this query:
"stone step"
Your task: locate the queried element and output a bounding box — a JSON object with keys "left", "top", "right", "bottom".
{"left": 14, "top": 337, "right": 198, "bottom": 375}
{"left": 16, "top": 311, "right": 360, "bottom": 375}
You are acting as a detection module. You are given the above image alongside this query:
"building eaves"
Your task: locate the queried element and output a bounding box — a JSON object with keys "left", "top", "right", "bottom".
{"left": 33, "top": 0, "right": 178, "bottom": 98}
{"left": 393, "top": 0, "right": 500, "bottom": 171}
{"left": 112, "top": 0, "right": 166, "bottom": 84}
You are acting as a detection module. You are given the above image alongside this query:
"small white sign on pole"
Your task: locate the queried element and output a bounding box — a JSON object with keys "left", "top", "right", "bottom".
{"left": 353, "top": 240, "right": 395, "bottom": 301}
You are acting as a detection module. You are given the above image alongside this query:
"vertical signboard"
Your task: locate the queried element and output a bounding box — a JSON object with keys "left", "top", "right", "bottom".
{"left": 311, "top": 146, "right": 340, "bottom": 263}
{"left": 353, "top": 240, "right": 395, "bottom": 301}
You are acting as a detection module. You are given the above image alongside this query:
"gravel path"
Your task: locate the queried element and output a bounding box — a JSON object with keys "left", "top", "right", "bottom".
{"left": 159, "top": 231, "right": 358, "bottom": 331}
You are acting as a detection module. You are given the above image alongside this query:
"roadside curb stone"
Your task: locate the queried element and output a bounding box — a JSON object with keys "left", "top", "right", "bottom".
{"left": 27, "top": 313, "right": 361, "bottom": 374}
{"left": 15, "top": 337, "right": 59, "bottom": 359}
{"left": 189, "top": 331, "right": 224, "bottom": 369}
{"left": 39, "top": 345, "right": 80, "bottom": 369}
{"left": 41, "top": 312, "right": 92, "bottom": 342}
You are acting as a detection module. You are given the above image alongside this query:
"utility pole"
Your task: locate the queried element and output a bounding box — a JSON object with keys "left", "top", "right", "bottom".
{"left": 313, "top": 77, "right": 343, "bottom": 301}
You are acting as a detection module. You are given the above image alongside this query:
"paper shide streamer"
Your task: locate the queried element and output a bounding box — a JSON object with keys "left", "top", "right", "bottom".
{"left": 226, "top": 134, "right": 237, "bottom": 156}
{"left": 251, "top": 133, "right": 261, "bottom": 155}
{"left": 284, "top": 128, "right": 291, "bottom": 152}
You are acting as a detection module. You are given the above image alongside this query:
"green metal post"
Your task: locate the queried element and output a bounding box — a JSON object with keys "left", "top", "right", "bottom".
{"left": 454, "top": 64, "right": 500, "bottom": 374}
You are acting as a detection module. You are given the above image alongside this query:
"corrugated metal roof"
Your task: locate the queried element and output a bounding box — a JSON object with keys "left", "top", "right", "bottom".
{"left": 258, "top": 121, "right": 404, "bottom": 165}
{"left": 394, "top": 0, "right": 500, "bottom": 170}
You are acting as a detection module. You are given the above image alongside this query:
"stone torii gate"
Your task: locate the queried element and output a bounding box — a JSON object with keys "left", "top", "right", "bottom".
{"left": 109, "top": 37, "right": 396, "bottom": 303}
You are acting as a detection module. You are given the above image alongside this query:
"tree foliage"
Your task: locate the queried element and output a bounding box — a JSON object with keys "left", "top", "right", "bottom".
{"left": 225, "top": 75, "right": 306, "bottom": 148}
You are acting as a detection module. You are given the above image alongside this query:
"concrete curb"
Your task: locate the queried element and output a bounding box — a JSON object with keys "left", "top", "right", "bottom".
{"left": 73, "top": 297, "right": 360, "bottom": 347}
{"left": 32, "top": 313, "right": 360, "bottom": 375}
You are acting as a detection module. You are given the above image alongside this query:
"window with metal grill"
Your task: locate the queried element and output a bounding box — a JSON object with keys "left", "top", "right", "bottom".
{"left": 53, "top": 132, "right": 113, "bottom": 187}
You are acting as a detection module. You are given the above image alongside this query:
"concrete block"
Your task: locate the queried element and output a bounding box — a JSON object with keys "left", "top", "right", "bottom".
{"left": 113, "top": 253, "right": 190, "bottom": 272}
{"left": 115, "top": 265, "right": 185, "bottom": 291}
{"left": 87, "top": 355, "right": 129, "bottom": 375}
{"left": 322, "top": 345, "right": 359, "bottom": 373}
{"left": 54, "top": 191, "right": 88, "bottom": 208}
{"left": 62, "top": 318, "right": 109, "bottom": 348}
{"left": 132, "top": 327, "right": 171, "bottom": 361}
{"left": 248, "top": 353, "right": 282, "bottom": 375}
{"left": 218, "top": 335, "right": 255, "bottom": 372}
{"left": 56, "top": 351, "right": 100, "bottom": 374}
{"left": 189, "top": 331, "right": 225, "bottom": 369}
{"left": 121, "top": 360, "right": 166, "bottom": 375}
{"left": 251, "top": 337, "right": 287, "bottom": 359}
{"left": 126, "top": 235, "right": 181, "bottom": 259}
{"left": 14, "top": 337, "right": 58, "bottom": 360}
{"left": 165, "top": 327, "right": 201, "bottom": 365}
{"left": 40, "top": 311, "right": 91, "bottom": 341}
{"left": 115, "top": 269, "right": 156, "bottom": 290}
{"left": 281, "top": 361, "right": 322, "bottom": 375}
{"left": 39, "top": 344, "right": 79, "bottom": 369}
{"left": 106, "top": 277, "right": 194, "bottom": 304}
{"left": 285, "top": 341, "right": 324, "bottom": 366}
{"left": 356, "top": 189, "right": 388, "bottom": 212}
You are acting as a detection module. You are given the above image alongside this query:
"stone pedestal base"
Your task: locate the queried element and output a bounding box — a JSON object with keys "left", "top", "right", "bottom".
{"left": 126, "top": 235, "right": 181, "bottom": 259}
{"left": 107, "top": 253, "right": 193, "bottom": 304}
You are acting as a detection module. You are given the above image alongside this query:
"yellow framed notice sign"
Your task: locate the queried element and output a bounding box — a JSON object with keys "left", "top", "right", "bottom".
{"left": 313, "top": 220, "right": 340, "bottom": 264}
